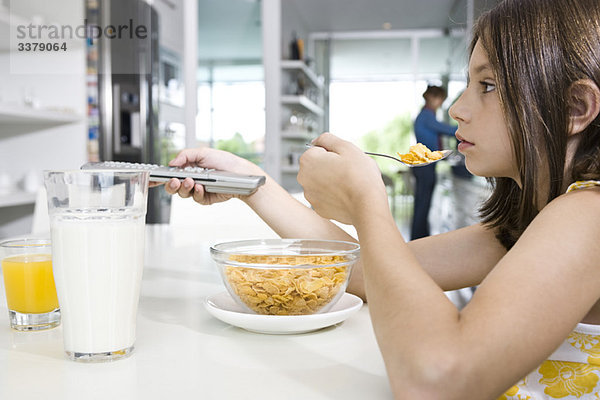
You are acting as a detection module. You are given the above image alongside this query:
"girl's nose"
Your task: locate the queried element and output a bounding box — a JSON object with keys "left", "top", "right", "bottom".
{"left": 449, "top": 91, "right": 468, "bottom": 123}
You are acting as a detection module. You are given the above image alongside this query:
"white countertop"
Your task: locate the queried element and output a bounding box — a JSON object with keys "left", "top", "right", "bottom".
{"left": 0, "top": 223, "right": 391, "bottom": 400}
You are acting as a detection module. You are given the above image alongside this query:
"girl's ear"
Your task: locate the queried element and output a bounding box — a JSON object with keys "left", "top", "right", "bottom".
{"left": 568, "top": 79, "right": 600, "bottom": 135}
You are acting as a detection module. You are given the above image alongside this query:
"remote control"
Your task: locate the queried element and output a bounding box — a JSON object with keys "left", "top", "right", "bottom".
{"left": 81, "top": 161, "right": 266, "bottom": 195}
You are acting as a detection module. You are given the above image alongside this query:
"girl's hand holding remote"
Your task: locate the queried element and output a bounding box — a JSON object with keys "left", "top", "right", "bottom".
{"left": 163, "top": 147, "right": 264, "bottom": 205}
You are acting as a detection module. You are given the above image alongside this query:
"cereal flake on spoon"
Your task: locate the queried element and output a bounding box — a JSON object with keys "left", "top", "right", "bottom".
{"left": 397, "top": 143, "right": 444, "bottom": 165}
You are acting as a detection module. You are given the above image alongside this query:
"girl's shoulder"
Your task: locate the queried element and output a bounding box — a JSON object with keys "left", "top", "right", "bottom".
{"left": 506, "top": 185, "right": 600, "bottom": 271}
{"left": 535, "top": 182, "right": 600, "bottom": 238}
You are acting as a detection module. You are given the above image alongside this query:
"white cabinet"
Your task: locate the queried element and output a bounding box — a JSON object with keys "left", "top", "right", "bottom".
{"left": 0, "top": 104, "right": 82, "bottom": 208}
{"left": 0, "top": 2, "right": 86, "bottom": 238}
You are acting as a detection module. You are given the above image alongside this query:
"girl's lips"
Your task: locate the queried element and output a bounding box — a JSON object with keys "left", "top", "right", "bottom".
{"left": 457, "top": 140, "right": 474, "bottom": 153}
{"left": 455, "top": 133, "right": 474, "bottom": 153}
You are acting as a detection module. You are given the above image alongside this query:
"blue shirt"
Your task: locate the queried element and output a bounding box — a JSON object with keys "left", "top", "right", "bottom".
{"left": 414, "top": 107, "right": 457, "bottom": 151}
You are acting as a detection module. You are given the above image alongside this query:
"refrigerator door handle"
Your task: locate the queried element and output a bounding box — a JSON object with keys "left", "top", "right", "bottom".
{"left": 113, "top": 83, "right": 121, "bottom": 154}
{"left": 138, "top": 64, "right": 149, "bottom": 163}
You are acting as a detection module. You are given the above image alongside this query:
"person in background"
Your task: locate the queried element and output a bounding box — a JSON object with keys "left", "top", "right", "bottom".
{"left": 411, "top": 85, "right": 457, "bottom": 239}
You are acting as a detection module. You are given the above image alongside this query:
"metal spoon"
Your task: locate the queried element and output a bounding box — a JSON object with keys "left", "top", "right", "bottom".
{"left": 364, "top": 149, "right": 453, "bottom": 167}
{"left": 305, "top": 144, "right": 453, "bottom": 167}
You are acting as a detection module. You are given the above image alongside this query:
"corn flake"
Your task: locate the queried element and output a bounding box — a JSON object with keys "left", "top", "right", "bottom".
{"left": 397, "top": 143, "right": 444, "bottom": 165}
{"left": 224, "top": 255, "right": 349, "bottom": 315}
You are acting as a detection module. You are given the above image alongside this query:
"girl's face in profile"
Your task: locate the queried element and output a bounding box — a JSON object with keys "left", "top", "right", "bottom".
{"left": 449, "top": 41, "right": 518, "bottom": 182}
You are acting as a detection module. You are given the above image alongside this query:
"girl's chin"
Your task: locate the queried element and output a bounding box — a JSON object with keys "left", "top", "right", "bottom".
{"left": 464, "top": 163, "right": 512, "bottom": 180}
{"left": 463, "top": 160, "right": 491, "bottom": 178}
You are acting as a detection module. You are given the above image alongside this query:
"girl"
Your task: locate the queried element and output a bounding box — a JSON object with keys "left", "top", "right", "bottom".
{"left": 165, "top": 0, "right": 600, "bottom": 397}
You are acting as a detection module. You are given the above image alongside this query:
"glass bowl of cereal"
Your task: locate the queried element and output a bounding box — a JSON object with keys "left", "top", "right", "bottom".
{"left": 210, "top": 239, "right": 360, "bottom": 316}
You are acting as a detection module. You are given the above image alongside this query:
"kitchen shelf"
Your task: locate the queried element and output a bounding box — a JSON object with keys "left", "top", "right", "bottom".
{"left": 281, "top": 95, "right": 324, "bottom": 116}
{"left": 277, "top": 60, "right": 325, "bottom": 192}
{"left": 280, "top": 60, "right": 324, "bottom": 90}
{"left": 0, "top": 104, "right": 83, "bottom": 125}
{"left": 0, "top": 191, "right": 36, "bottom": 208}
{"left": 281, "top": 165, "right": 300, "bottom": 174}
{"left": 281, "top": 129, "right": 314, "bottom": 140}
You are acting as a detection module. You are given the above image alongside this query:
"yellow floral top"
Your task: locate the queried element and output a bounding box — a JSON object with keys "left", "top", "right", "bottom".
{"left": 499, "top": 180, "right": 600, "bottom": 400}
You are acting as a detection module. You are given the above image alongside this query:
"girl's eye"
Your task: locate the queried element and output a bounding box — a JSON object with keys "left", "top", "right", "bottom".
{"left": 480, "top": 81, "right": 496, "bottom": 93}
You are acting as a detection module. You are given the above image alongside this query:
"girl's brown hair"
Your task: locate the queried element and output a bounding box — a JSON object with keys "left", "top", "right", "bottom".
{"left": 474, "top": 0, "right": 600, "bottom": 249}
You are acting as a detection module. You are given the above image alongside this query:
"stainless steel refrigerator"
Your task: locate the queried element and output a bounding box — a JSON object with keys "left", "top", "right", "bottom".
{"left": 86, "top": 0, "right": 170, "bottom": 223}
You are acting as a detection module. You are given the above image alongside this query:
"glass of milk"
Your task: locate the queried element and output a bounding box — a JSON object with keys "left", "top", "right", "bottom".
{"left": 44, "top": 169, "right": 149, "bottom": 362}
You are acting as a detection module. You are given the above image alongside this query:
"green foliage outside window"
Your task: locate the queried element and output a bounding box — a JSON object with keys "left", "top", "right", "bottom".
{"left": 360, "top": 113, "right": 413, "bottom": 177}
{"left": 215, "top": 132, "right": 263, "bottom": 165}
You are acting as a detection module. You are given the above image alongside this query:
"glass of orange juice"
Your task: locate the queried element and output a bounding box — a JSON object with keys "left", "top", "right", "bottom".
{"left": 0, "top": 238, "right": 60, "bottom": 331}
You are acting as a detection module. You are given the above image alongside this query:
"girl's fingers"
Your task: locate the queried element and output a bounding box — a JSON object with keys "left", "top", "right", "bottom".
{"left": 192, "top": 184, "right": 208, "bottom": 204}
{"left": 164, "top": 178, "right": 181, "bottom": 194}
{"left": 177, "top": 178, "right": 195, "bottom": 198}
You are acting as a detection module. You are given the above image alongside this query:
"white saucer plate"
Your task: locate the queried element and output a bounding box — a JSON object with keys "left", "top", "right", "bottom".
{"left": 204, "top": 291, "right": 364, "bottom": 334}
